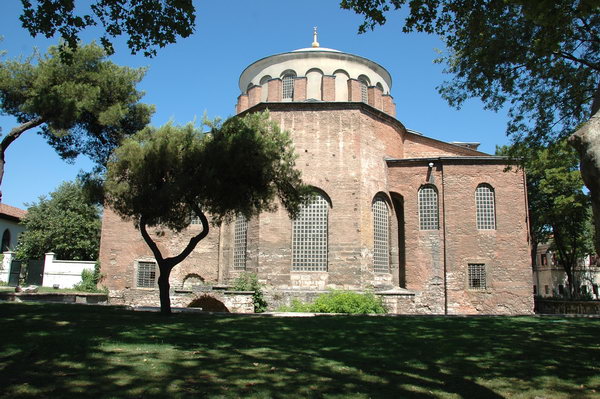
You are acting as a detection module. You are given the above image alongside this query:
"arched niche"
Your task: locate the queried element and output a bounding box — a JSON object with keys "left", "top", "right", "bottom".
{"left": 306, "top": 68, "right": 324, "bottom": 101}
{"left": 333, "top": 69, "right": 350, "bottom": 101}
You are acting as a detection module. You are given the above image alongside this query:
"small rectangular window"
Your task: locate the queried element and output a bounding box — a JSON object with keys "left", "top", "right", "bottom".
{"left": 544, "top": 285, "right": 549, "bottom": 295}
{"left": 137, "top": 261, "right": 157, "bottom": 288}
{"left": 468, "top": 263, "right": 486, "bottom": 290}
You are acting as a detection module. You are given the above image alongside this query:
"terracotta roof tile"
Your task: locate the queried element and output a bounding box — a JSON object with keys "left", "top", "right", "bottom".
{"left": 0, "top": 204, "right": 27, "bottom": 220}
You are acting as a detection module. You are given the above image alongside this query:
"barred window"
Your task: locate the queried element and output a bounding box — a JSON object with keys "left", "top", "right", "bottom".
{"left": 137, "top": 261, "right": 157, "bottom": 288}
{"left": 292, "top": 194, "right": 329, "bottom": 271}
{"left": 476, "top": 184, "right": 496, "bottom": 229}
{"left": 468, "top": 263, "right": 486, "bottom": 290}
{"left": 282, "top": 72, "right": 296, "bottom": 100}
{"left": 373, "top": 198, "right": 390, "bottom": 273}
{"left": 190, "top": 213, "right": 201, "bottom": 225}
{"left": 418, "top": 185, "right": 439, "bottom": 230}
{"left": 233, "top": 215, "right": 248, "bottom": 271}
{"left": 358, "top": 75, "right": 370, "bottom": 103}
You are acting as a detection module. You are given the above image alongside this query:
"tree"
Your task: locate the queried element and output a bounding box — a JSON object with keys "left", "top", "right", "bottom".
{"left": 339, "top": 0, "right": 600, "bottom": 257}
{"left": 16, "top": 180, "right": 101, "bottom": 261}
{"left": 19, "top": 0, "right": 196, "bottom": 57}
{"left": 104, "top": 111, "right": 311, "bottom": 314}
{"left": 497, "top": 141, "right": 594, "bottom": 297}
{"left": 0, "top": 42, "right": 153, "bottom": 201}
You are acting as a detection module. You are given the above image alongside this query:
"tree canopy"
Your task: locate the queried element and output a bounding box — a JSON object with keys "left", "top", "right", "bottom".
{"left": 497, "top": 141, "right": 594, "bottom": 296}
{"left": 19, "top": 0, "right": 196, "bottom": 57}
{"left": 16, "top": 180, "right": 101, "bottom": 261}
{"left": 105, "top": 111, "right": 311, "bottom": 313}
{"left": 0, "top": 41, "right": 153, "bottom": 200}
{"left": 340, "top": 0, "right": 600, "bottom": 255}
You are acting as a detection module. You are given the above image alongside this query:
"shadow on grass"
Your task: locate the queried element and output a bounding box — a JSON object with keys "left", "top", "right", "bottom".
{"left": 0, "top": 303, "right": 599, "bottom": 398}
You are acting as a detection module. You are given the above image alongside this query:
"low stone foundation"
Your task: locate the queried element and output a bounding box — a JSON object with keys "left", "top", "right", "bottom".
{"left": 0, "top": 292, "right": 108, "bottom": 304}
{"left": 108, "top": 287, "right": 254, "bottom": 313}
{"left": 535, "top": 298, "right": 600, "bottom": 315}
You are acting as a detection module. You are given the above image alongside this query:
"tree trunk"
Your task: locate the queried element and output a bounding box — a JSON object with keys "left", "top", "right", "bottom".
{"left": 0, "top": 117, "right": 45, "bottom": 202}
{"left": 138, "top": 209, "right": 210, "bottom": 315}
{"left": 157, "top": 264, "right": 172, "bottom": 315}
{"left": 569, "top": 107, "right": 600, "bottom": 259}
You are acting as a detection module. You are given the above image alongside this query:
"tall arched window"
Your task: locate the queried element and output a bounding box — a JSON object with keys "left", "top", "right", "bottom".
{"left": 292, "top": 193, "right": 329, "bottom": 271}
{"left": 372, "top": 197, "right": 390, "bottom": 273}
{"left": 1, "top": 229, "right": 10, "bottom": 252}
{"left": 281, "top": 70, "right": 296, "bottom": 100}
{"left": 358, "top": 75, "right": 370, "bottom": 103}
{"left": 476, "top": 184, "right": 496, "bottom": 230}
{"left": 233, "top": 215, "right": 248, "bottom": 270}
{"left": 418, "top": 185, "right": 439, "bottom": 230}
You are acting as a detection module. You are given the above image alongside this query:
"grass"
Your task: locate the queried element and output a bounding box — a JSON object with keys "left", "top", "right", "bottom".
{"left": 0, "top": 303, "right": 599, "bottom": 398}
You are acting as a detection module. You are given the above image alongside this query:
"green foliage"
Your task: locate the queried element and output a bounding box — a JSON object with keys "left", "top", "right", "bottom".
{"left": 105, "top": 111, "right": 310, "bottom": 313}
{"left": 497, "top": 140, "right": 594, "bottom": 296}
{"left": 279, "top": 290, "right": 387, "bottom": 314}
{"left": 105, "top": 111, "right": 312, "bottom": 231}
{"left": 232, "top": 273, "right": 267, "bottom": 313}
{"left": 16, "top": 180, "right": 101, "bottom": 261}
{"left": 0, "top": 42, "right": 153, "bottom": 166}
{"left": 341, "top": 1, "right": 599, "bottom": 145}
{"left": 19, "top": 0, "right": 196, "bottom": 57}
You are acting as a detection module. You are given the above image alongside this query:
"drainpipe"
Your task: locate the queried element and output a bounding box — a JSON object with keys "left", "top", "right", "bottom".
{"left": 440, "top": 160, "right": 448, "bottom": 315}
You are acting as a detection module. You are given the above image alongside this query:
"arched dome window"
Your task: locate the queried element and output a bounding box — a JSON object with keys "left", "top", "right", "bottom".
{"left": 281, "top": 70, "right": 297, "bottom": 100}
{"left": 358, "top": 75, "right": 370, "bottom": 103}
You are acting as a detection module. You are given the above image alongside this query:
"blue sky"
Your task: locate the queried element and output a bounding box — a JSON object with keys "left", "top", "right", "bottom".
{"left": 0, "top": 0, "right": 511, "bottom": 210}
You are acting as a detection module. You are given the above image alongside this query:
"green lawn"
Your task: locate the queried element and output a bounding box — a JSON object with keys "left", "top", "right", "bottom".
{"left": 0, "top": 303, "right": 599, "bottom": 398}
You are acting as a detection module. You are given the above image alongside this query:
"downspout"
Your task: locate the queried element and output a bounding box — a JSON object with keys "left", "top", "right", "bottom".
{"left": 523, "top": 168, "right": 538, "bottom": 296}
{"left": 441, "top": 160, "right": 448, "bottom": 315}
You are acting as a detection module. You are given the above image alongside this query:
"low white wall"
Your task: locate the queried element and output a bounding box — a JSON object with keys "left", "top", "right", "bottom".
{"left": 43, "top": 253, "right": 95, "bottom": 289}
{"left": 0, "top": 251, "right": 13, "bottom": 283}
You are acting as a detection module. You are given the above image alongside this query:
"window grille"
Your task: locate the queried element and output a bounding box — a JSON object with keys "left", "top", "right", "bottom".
{"left": 137, "top": 261, "right": 157, "bottom": 288}
{"left": 358, "top": 81, "right": 367, "bottom": 103}
{"left": 233, "top": 215, "right": 248, "bottom": 271}
{"left": 468, "top": 263, "right": 486, "bottom": 290}
{"left": 418, "top": 185, "right": 439, "bottom": 230}
{"left": 190, "top": 213, "right": 201, "bottom": 225}
{"left": 476, "top": 184, "right": 496, "bottom": 229}
{"left": 282, "top": 74, "right": 295, "bottom": 99}
{"left": 292, "top": 194, "right": 328, "bottom": 271}
{"left": 373, "top": 198, "right": 390, "bottom": 273}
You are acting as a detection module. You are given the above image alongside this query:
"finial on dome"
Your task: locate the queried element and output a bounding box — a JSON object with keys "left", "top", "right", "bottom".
{"left": 312, "top": 27, "right": 320, "bottom": 48}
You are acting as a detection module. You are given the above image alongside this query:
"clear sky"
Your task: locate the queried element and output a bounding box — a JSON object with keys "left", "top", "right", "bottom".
{"left": 0, "top": 0, "right": 512, "bottom": 210}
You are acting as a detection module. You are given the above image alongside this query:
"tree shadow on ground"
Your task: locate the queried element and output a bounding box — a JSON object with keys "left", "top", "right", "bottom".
{"left": 0, "top": 303, "right": 598, "bottom": 398}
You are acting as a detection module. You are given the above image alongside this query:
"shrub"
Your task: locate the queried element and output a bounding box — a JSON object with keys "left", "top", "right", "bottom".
{"left": 232, "top": 273, "right": 267, "bottom": 313}
{"left": 278, "top": 290, "right": 387, "bottom": 314}
{"left": 73, "top": 262, "right": 104, "bottom": 292}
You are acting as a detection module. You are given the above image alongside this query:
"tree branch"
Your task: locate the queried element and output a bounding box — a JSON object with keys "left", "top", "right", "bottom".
{"left": 1, "top": 117, "right": 45, "bottom": 155}
{"left": 139, "top": 215, "right": 165, "bottom": 264}
{"left": 166, "top": 205, "right": 210, "bottom": 266}
{"left": 557, "top": 51, "right": 600, "bottom": 72}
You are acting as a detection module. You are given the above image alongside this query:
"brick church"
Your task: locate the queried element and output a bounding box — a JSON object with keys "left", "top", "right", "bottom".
{"left": 100, "top": 33, "right": 534, "bottom": 314}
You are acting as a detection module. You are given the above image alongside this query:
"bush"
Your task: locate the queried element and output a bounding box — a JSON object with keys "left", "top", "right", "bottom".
{"left": 232, "top": 273, "right": 267, "bottom": 313}
{"left": 278, "top": 290, "right": 387, "bottom": 314}
{"left": 73, "top": 262, "right": 104, "bottom": 292}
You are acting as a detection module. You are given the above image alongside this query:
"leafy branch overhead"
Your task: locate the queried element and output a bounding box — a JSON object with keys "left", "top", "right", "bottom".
{"left": 0, "top": 42, "right": 153, "bottom": 200}
{"left": 20, "top": 0, "right": 196, "bottom": 56}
